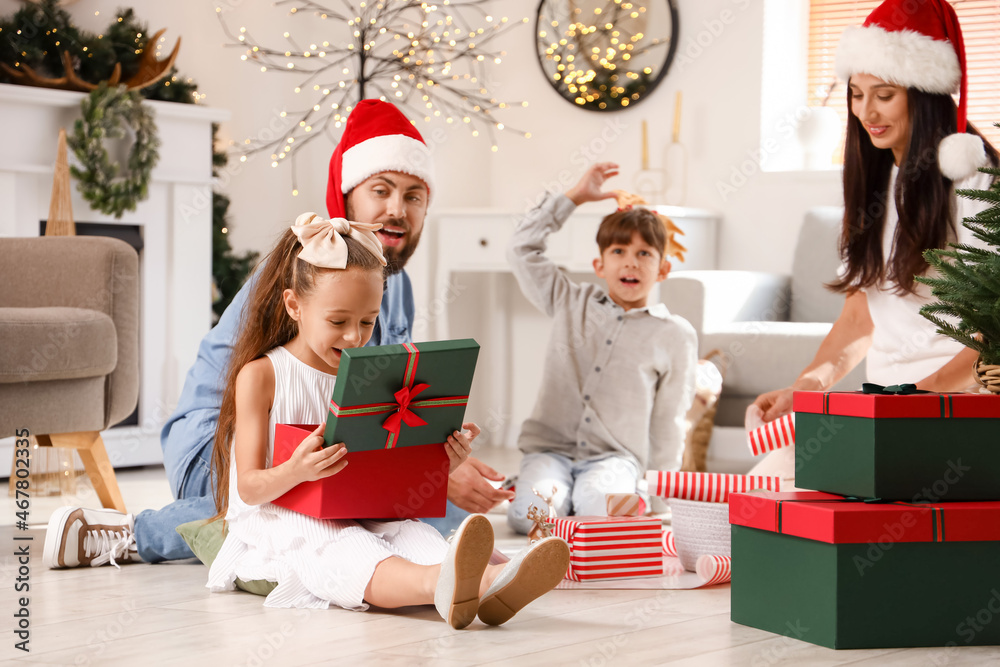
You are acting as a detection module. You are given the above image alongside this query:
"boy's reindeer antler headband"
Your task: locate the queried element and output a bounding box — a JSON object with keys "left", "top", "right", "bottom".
{"left": 291, "top": 212, "right": 387, "bottom": 268}
{"left": 611, "top": 190, "right": 688, "bottom": 263}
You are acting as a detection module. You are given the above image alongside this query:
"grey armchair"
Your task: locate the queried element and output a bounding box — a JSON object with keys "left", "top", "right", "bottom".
{"left": 1, "top": 236, "right": 139, "bottom": 511}
{"left": 662, "top": 207, "right": 867, "bottom": 473}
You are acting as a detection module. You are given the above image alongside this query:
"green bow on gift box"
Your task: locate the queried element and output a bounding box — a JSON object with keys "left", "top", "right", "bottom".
{"left": 861, "top": 383, "right": 930, "bottom": 395}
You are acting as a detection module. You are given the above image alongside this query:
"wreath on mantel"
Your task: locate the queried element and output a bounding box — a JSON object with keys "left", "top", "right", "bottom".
{"left": 67, "top": 83, "right": 160, "bottom": 218}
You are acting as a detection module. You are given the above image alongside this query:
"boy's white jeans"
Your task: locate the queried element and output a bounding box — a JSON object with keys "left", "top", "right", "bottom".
{"left": 507, "top": 452, "right": 642, "bottom": 535}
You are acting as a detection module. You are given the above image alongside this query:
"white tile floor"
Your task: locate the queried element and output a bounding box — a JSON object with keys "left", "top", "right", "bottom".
{"left": 2, "top": 448, "right": 995, "bottom": 665}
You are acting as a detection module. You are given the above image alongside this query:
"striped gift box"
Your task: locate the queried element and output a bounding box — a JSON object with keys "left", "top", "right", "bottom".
{"left": 605, "top": 493, "right": 646, "bottom": 517}
{"left": 748, "top": 413, "right": 795, "bottom": 456}
{"left": 548, "top": 516, "right": 664, "bottom": 581}
{"left": 645, "top": 471, "right": 781, "bottom": 503}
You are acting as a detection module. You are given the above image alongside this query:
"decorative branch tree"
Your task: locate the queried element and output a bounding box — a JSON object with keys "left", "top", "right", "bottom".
{"left": 917, "top": 157, "right": 1000, "bottom": 393}
{"left": 217, "top": 0, "right": 530, "bottom": 193}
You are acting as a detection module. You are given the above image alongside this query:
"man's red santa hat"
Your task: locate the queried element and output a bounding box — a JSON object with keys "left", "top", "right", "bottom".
{"left": 326, "top": 99, "right": 435, "bottom": 218}
{"left": 835, "top": 0, "right": 986, "bottom": 180}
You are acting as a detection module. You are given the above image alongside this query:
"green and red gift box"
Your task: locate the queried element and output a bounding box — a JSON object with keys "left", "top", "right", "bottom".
{"left": 729, "top": 490, "right": 1000, "bottom": 649}
{"left": 271, "top": 339, "right": 479, "bottom": 520}
{"left": 794, "top": 388, "right": 1000, "bottom": 501}
{"left": 548, "top": 516, "right": 663, "bottom": 581}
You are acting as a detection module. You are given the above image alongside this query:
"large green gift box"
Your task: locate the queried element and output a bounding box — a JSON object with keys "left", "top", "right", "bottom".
{"left": 730, "top": 490, "right": 1000, "bottom": 649}
{"left": 325, "top": 339, "right": 480, "bottom": 452}
{"left": 794, "top": 389, "right": 1000, "bottom": 501}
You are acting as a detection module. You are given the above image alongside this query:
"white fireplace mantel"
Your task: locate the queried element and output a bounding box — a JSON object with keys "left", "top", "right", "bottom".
{"left": 0, "top": 83, "right": 230, "bottom": 467}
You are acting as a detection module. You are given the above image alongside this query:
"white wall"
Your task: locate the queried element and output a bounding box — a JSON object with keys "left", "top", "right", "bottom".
{"left": 39, "top": 0, "right": 848, "bottom": 447}
{"left": 47, "top": 0, "right": 844, "bottom": 270}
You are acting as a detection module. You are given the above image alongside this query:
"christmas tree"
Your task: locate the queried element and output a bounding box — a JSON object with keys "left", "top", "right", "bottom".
{"left": 917, "top": 156, "right": 1000, "bottom": 393}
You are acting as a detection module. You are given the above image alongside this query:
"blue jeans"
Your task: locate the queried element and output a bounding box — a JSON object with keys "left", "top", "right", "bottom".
{"left": 134, "top": 438, "right": 216, "bottom": 563}
{"left": 507, "top": 452, "right": 641, "bottom": 535}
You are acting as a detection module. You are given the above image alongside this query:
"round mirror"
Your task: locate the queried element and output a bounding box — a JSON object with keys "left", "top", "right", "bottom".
{"left": 535, "top": 0, "right": 678, "bottom": 112}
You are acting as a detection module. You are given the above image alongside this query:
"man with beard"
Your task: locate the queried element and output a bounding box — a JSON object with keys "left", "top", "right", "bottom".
{"left": 43, "top": 100, "right": 513, "bottom": 568}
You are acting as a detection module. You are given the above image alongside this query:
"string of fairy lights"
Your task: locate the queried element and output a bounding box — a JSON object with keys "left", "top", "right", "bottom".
{"left": 217, "top": 0, "right": 530, "bottom": 194}
{"left": 538, "top": 0, "right": 667, "bottom": 111}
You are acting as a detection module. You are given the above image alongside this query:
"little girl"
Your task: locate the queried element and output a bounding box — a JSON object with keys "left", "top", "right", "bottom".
{"left": 206, "top": 213, "right": 569, "bottom": 629}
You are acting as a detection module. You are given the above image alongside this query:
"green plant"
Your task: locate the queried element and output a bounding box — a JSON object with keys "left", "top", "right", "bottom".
{"left": 917, "top": 158, "right": 1000, "bottom": 367}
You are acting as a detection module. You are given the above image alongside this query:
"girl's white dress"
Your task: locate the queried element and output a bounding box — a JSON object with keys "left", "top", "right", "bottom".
{"left": 206, "top": 345, "right": 449, "bottom": 610}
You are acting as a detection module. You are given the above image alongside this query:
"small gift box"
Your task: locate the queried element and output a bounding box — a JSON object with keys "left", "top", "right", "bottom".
{"left": 729, "top": 490, "right": 1000, "bottom": 649}
{"left": 271, "top": 339, "right": 479, "bottom": 520}
{"left": 794, "top": 386, "right": 1000, "bottom": 500}
{"left": 605, "top": 493, "right": 646, "bottom": 517}
{"left": 548, "top": 516, "right": 663, "bottom": 581}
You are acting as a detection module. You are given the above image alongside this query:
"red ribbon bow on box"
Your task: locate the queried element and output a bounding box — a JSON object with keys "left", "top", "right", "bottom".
{"left": 382, "top": 383, "right": 430, "bottom": 435}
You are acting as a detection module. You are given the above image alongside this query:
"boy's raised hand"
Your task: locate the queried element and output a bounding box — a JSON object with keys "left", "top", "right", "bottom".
{"left": 566, "top": 162, "right": 620, "bottom": 206}
{"left": 287, "top": 423, "right": 349, "bottom": 482}
{"left": 445, "top": 421, "right": 480, "bottom": 473}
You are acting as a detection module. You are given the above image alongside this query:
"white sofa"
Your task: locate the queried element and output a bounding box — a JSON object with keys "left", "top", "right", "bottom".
{"left": 662, "top": 207, "right": 867, "bottom": 473}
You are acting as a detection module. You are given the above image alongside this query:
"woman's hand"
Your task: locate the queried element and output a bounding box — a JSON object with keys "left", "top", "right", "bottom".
{"left": 286, "top": 423, "right": 349, "bottom": 482}
{"left": 754, "top": 387, "right": 796, "bottom": 423}
{"left": 444, "top": 422, "right": 480, "bottom": 473}
{"left": 754, "top": 376, "right": 825, "bottom": 423}
{"left": 565, "top": 162, "right": 620, "bottom": 206}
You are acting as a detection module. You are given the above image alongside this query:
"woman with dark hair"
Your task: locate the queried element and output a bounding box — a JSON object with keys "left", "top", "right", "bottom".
{"left": 755, "top": 0, "right": 998, "bottom": 423}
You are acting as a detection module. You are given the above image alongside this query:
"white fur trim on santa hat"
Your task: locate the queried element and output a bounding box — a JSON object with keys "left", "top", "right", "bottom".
{"left": 938, "top": 132, "right": 987, "bottom": 181}
{"left": 340, "top": 133, "right": 435, "bottom": 195}
{"left": 836, "top": 25, "right": 960, "bottom": 94}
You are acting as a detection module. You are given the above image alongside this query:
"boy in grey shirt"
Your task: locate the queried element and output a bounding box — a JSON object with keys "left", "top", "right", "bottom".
{"left": 507, "top": 162, "right": 697, "bottom": 534}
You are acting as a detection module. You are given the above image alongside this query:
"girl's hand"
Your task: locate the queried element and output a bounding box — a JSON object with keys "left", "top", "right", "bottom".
{"left": 287, "top": 423, "right": 349, "bottom": 482}
{"left": 445, "top": 422, "right": 480, "bottom": 473}
{"left": 565, "top": 162, "right": 620, "bottom": 206}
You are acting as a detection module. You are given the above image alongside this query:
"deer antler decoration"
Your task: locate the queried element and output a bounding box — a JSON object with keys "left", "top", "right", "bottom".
{"left": 0, "top": 29, "right": 180, "bottom": 93}
{"left": 526, "top": 505, "right": 553, "bottom": 543}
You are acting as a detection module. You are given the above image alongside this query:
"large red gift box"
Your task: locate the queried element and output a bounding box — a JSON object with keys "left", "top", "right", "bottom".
{"left": 548, "top": 516, "right": 663, "bottom": 581}
{"left": 271, "top": 424, "right": 450, "bottom": 520}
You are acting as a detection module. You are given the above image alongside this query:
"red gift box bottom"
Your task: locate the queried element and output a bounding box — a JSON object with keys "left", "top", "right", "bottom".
{"left": 271, "top": 424, "right": 450, "bottom": 520}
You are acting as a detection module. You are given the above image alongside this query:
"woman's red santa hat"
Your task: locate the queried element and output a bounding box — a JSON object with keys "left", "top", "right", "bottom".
{"left": 326, "top": 99, "right": 435, "bottom": 218}
{"left": 835, "top": 0, "right": 987, "bottom": 180}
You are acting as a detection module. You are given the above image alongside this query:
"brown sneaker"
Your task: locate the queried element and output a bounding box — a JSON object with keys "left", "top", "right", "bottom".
{"left": 43, "top": 506, "right": 137, "bottom": 569}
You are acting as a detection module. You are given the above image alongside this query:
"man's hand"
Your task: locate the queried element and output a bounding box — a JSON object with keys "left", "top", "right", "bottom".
{"left": 447, "top": 457, "right": 515, "bottom": 514}
{"left": 565, "top": 162, "right": 620, "bottom": 206}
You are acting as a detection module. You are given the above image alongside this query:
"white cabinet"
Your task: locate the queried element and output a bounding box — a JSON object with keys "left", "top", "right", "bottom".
{"left": 432, "top": 205, "right": 720, "bottom": 447}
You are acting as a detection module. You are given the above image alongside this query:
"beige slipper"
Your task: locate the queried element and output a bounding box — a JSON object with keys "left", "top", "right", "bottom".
{"left": 434, "top": 514, "right": 494, "bottom": 629}
{"left": 477, "top": 536, "right": 570, "bottom": 626}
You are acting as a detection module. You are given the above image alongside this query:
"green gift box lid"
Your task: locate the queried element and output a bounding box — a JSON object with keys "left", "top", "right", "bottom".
{"left": 324, "top": 339, "right": 480, "bottom": 453}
